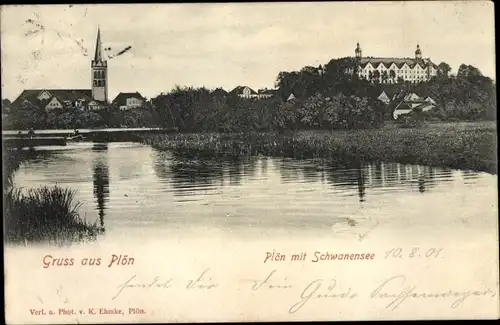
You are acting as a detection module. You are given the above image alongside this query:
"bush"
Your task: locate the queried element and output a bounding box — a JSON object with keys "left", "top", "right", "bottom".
{"left": 397, "top": 113, "right": 425, "bottom": 128}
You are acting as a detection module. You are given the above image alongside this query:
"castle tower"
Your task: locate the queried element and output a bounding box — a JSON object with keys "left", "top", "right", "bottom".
{"left": 415, "top": 43, "right": 422, "bottom": 60}
{"left": 91, "top": 27, "right": 108, "bottom": 102}
{"left": 355, "top": 42, "right": 362, "bottom": 59}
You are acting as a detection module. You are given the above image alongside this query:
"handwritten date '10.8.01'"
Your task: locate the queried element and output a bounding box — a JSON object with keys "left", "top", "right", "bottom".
{"left": 384, "top": 248, "right": 443, "bottom": 259}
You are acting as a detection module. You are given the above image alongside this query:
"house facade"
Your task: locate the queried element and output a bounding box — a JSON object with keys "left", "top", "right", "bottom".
{"left": 11, "top": 27, "right": 108, "bottom": 112}
{"left": 354, "top": 42, "right": 438, "bottom": 84}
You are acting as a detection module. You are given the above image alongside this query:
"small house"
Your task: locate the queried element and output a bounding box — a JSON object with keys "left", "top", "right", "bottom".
{"left": 230, "top": 86, "right": 258, "bottom": 99}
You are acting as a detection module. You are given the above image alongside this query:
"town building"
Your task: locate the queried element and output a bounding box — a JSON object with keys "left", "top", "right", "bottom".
{"left": 112, "top": 92, "right": 146, "bottom": 110}
{"left": 230, "top": 86, "right": 258, "bottom": 98}
{"left": 230, "top": 86, "right": 277, "bottom": 99}
{"left": 392, "top": 92, "right": 437, "bottom": 119}
{"left": 354, "top": 42, "right": 438, "bottom": 84}
{"left": 11, "top": 27, "right": 108, "bottom": 112}
{"left": 11, "top": 89, "right": 95, "bottom": 111}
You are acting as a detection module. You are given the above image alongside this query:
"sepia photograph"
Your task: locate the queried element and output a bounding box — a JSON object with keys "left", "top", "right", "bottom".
{"left": 2, "top": 2, "right": 498, "bottom": 323}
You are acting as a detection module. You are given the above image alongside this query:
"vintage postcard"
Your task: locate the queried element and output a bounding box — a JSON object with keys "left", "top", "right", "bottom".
{"left": 2, "top": 2, "right": 498, "bottom": 323}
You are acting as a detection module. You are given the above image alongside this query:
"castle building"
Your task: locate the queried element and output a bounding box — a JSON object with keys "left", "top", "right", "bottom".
{"left": 12, "top": 27, "right": 108, "bottom": 111}
{"left": 354, "top": 42, "right": 438, "bottom": 84}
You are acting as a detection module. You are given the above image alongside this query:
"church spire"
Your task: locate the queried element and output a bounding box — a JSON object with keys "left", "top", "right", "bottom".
{"left": 91, "top": 26, "right": 108, "bottom": 103}
{"left": 94, "top": 26, "right": 103, "bottom": 62}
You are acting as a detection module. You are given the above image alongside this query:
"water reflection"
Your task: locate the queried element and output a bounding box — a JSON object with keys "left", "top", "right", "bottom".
{"left": 418, "top": 175, "right": 426, "bottom": 193}
{"left": 151, "top": 149, "right": 461, "bottom": 202}
{"left": 92, "top": 144, "right": 109, "bottom": 229}
{"left": 152, "top": 150, "right": 260, "bottom": 196}
{"left": 357, "top": 167, "right": 366, "bottom": 202}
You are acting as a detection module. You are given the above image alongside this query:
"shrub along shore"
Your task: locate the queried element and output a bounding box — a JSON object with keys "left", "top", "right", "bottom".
{"left": 3, "top": 148, "right": 103, "bottom": 245}
{"left": 140, "top": 123, "right": 497, "bottom": 174}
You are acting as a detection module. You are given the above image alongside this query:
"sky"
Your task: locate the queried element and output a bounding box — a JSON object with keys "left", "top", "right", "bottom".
{"left": 0, "top": 2, "right": 496, "bottom": 101}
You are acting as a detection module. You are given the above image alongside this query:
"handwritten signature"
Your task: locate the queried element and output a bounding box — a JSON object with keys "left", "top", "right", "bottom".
{"left": 110, "top": 270, "right": 497, "bottom": 314}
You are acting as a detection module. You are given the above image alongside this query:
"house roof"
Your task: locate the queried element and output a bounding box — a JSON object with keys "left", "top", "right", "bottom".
{"left": 230, "top": 86, "right": 257, "bottom": 95}
{"left": 380, "top": 84, "right": 406, "bottom": 98}
{"left": 358, "top": 57, "right": 438, "bottom": 69}
{"left": 12, "top": 89, "right": 93, "bottom": 108}
{"left": 378, "top": 91, "right": 390, "bottom": 100}
{"left": 112, "top": 92, "right": 145, "bottom": 106}
{"left": 394, "top": 101, "right": 413, "bottom": 110}
{"left": 210, "top": 88, "right": 228, "bottom": 96}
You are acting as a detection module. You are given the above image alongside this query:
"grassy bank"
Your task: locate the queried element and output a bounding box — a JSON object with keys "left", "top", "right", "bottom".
{"left": 3, "top": 148, "right": 103, "bottom": 245}
{"left": 140, "top": 123, "right": 497, "bottom": 174}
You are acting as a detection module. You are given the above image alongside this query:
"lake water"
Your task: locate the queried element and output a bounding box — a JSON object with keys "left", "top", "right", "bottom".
{"left": 12, "top": 142, "right": 498, "bottom": 243}
{"left": 7, "top": 141, "right": 500, "bottom": 322}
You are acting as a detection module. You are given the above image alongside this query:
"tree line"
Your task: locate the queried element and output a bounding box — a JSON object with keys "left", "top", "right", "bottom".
{"left": 2, "top": 58, "right": 496, "bottom": 131}
{"left": 2, "top": 102, "right": 160, "bottom": 130}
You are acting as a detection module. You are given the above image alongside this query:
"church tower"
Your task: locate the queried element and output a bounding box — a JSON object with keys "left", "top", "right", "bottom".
{"left": 355, "top": 42, "right": 362, "bottom": 59}
{"left": 91, "top": 27, "right": 108, "bottom": 102}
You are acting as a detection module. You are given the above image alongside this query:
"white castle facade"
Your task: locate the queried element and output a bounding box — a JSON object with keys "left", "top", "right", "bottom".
{"left": 354, "top": 43, "right": 438, "bottom": 84}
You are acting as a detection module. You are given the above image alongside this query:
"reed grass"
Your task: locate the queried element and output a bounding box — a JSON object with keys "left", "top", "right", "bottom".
{"left": 140, "top": 124, "right": 497, "bottom": 174}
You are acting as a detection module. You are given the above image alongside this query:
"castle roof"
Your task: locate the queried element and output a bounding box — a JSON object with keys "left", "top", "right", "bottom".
{"left": 358, "top": 57, "right": 437, "bottom": 69}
